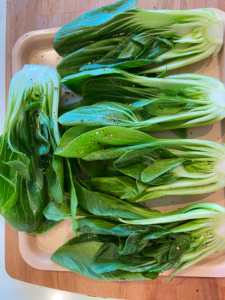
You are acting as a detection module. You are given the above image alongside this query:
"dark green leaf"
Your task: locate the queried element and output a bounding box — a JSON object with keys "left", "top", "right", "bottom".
{"left": 44, "top": 194, "right": 72, "bottom": 221}
{"left": 58, "top": 102, "right": 142, "bottom": 127}
{"left": 80, "top": 59, "right": 153, "bottom": 72}
{"left": 99, "top": 35, "right": 136, "bottom": 61}
{"left": 142, "top": 272, "right": 159, "bottom": 280}
{"left": 44, "top": 193, "right": 96, "bottom": 221}
{"left": 57, "top": 37, "right": 126, "bottom": 78}
{"left": 45, "top": 155, "right": 64, "bottom": 203}
{"left": 168, "top": 234, "right": 191, "bottom": 265}
{"left": 78, "top": 159, "right": 108, "bottom": 178}
{"left": 74, "top": 178, "right": 158, "bottom": 220}
{"left": 141, "top": 158, "right": 186, "bottom": 183}
{"left": 173, "top": 128, "right": 187, "bottom": 139}
{"left": 65, "top": 158, "right": 78, "bottom": 231}
{"left": 61, "top": 68, "right": 122, "bottom": 95}
{"left": 85, "top": 176, "right": 141, "bottom": 199}
{"left": 53, "top": 0, "right": 138, "bottom": 57}
{"left": 114, "top": 146, "right": 176, "bottom": 180}
{"left": 139, "top": 37, "right": 173, "bottom": 60}
{"left": 141, "top": 242, "right": 172, "bottom": 264}
{"left": 147, "top": 172, "right": 179, "bottom": 186}
{"left": 82, "top": 77, "right": 158, "bottom": 105}
{"left": 157, "top": 70, "right": 167, "bottom": 78}
{"left": 76, "top": 217, "right": 146, "bottom": 237}
{"left": 83, "top": 143, "right": 158, "bottom": 162}
{"left": 92, "top": 242, "right": 166, "bottom": 274}
{"left": 51, "top": 234, "right": 116, "bottom": 280}
{"left": 3, "top": 160, "right": 31, "bottom": 181}
{"left": 118, "top": 39, "right": 144, "bottom": 59}
{"left": 119, "top": 232, "right": 142, "bottom": 255}
{"left": 1, "top": 175, "right": 48, "bottom": 232}
{"left": 55, "top": 126, "right": 154, "bottom": 158}
{"left": 143, "top": 98, "right": 186, "bottom": 117}
{"left": 28, "top": 219, "right": 62, "bottom": 235}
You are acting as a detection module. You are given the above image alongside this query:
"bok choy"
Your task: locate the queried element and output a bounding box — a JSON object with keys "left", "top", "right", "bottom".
{"left": 59, "top": 69, "right": 225, "bottom": 136}
{"left": 0, "top": 65, "right": 62, "bottom": 231}
{"left": 54, "top": 0, "right": 223, "bottom": 77}
{"left": 55, "top": 126, "right": 225, "bottom": 201}
{"left": 51, "top": 202, "right": 225, "bottom": 281}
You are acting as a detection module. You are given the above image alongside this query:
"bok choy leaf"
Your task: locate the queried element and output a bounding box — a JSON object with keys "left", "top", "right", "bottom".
{"left": 54, "top": 0, "right": 138, "bottom": 57}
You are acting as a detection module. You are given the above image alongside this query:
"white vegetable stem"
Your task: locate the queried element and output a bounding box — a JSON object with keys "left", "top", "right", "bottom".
{"left": 204, "top": 19, "right": 224, "bottom": 45}
{"left": 214, "top": 156, "right": 225, "bottom": 174}
{"left": 214, "top": 220, "right": 225, "bottom": 237}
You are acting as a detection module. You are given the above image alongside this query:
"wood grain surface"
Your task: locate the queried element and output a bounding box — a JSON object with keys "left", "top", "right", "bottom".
{"left": 5, "top": 1, "right": 225, "bottom": 299}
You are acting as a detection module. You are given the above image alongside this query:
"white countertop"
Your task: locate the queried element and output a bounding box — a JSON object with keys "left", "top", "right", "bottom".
{"left": 0, "top": 1, "right": 117, "bottom": 299}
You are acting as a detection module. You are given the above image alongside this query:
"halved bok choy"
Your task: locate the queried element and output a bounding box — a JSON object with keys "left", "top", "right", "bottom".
{"left": 51, "top": 202, "right": 225, "bottom": 281}
{"left": 55, "top": 126, "right": 225, "bottom": 201}
{"left": 118, "top": 202, "right": 225, "bottom": 281}
{"left": 59, "top": 69, "right": 225, "bottom": 138}
{"left": 54, "top": 0, "right": 224, "bottom": 77}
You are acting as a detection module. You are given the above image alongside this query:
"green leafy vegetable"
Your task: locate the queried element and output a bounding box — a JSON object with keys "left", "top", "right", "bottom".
{"left": 54, "top": 0, "right": 223, "bottom": 75}
{"left": 52, "top": 202, "right": 225, "bottom": 281}
{"left": 118, "top": 202, "right": 225, "bottom": 281}
{"left": 0, "top": 64, "right": 79, "bottom": 232}
{"left": 3, "top": 0, "right": 225, "bottom": 281}
{"left": 55, "top": 126, "right": 225, "bottom": 200}
{"left": 0, "top": 65, "right": 61, "bottom": 231}
{"left": 60, "top": 69, "right": 225, "bottom": 134}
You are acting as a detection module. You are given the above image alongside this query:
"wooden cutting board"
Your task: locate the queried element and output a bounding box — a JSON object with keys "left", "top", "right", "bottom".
{"left": 5, "top": 1, "right": 225, "bottom": 299}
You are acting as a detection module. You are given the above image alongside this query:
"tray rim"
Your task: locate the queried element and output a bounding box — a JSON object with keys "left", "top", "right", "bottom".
{"left": 12, "top": 27, "right": 60, "bottom": 76}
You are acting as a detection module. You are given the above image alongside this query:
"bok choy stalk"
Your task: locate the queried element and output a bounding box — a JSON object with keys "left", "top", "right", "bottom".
{"left": 54, "top": 0, "right": 224, "bottom": 77}
{"left": 59, "top": 70, "right": 225, "bottom": 136}
{"left": 55, "top": 126, "right": 225, "bottom": 201}
{"left": 51, "top": 202, "right": 225, "bottom": 281}
{"left": 0, "top": 65, "right": 62, "bottom": 231}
